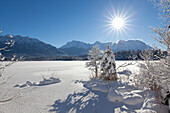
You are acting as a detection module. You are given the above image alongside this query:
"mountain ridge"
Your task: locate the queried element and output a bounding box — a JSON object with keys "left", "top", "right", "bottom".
{"left": 59, "top": 40, "right": 152, "bottom": 56}
{"left": 0, "top": 34, "right": 65, "bottom": 57}
{"left": 0, "top": 34, "right": 153, "bottom": 57}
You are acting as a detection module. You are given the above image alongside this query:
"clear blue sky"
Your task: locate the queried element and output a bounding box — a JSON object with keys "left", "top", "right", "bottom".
{"left": 0, "top": 0, "right": 162, "bottom": 47}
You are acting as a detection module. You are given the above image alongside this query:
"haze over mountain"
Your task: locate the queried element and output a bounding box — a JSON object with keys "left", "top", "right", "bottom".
{"left": 0, "top": 35, "right": 152, "bottom": 57}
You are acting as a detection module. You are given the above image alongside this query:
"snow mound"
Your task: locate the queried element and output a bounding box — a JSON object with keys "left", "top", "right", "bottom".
{"left": 118, "top": 69, "right": 132, "bottom": 76}
{"left": 131, "top": 90, "right": 145, "bottom": 96}
{"left": 107, "top": 88, "right": 124, "bottom": 102}
{"left": 142, "top": 98, "right": 169, "bottom": 113}
{"left": 108, "top": 81, "right": 122, "bottom": 88}
{"left": 14, "top": 77, "right": 61, "bottom": 88}
{"left": 39, "top": 77, "right": 61, "bottom": 86}
{"left": 14, "top": 84, "right": 20, "bottom": 87}
{"left": 91, "top": 84, "right": 109, "bottom": 93}
{"left": 117, "top": 85, "right": 136, "bottom": 93}
{"left": 142, "top": 98, "right": 158, "bottom": 110}
{"left": 140, "top": 109, "right": 157, "bottom": 113}
{"left": 19, "top": 83, "right": 27, "bottom": 88}
{"left": 124, "top": 93, "right": 143, "bottom": 105}
{"left": 26, "top": 81, "right": 33, "bottom": 86}
{"left": 84, "top": 82, "right": 97, "bottom": 88}
{"left": 96, "top": 81, "right": 109, "bottom": 85}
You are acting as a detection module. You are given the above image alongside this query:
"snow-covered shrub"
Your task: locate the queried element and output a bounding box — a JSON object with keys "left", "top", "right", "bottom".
{"left": 135, "top": 49, "right": 170, "bottom": 106}
{"left": 0, "top": 30, "right": 16, "bottom": 103}
{"left": 100, "top": 45, "right": 117, "bottom": 81}
{"left": 151, "top": 26, "right": 170, "bottom": 108}
{"left": 150, "top": 0, "right": 170, "bottom": 109}
{"left": 135, "top": 0, "right": 170, "bottom": 109}
{"left": 86, "top": 45, "right": 103, "bottom": 78}
{"left": 135, "top": 50, "right": 158, "bottom": 90}
{"left": 135, "top": 26, "right": 170, "bottom": 110}
{"left": 0, "top": 32, "right": 15, "bottom": 78}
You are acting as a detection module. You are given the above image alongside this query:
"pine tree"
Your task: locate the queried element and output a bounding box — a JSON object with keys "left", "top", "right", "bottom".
{"left": 86, "top": 45, "right": 102, "bottom": 78}
{"left": 100, "top": 45, "right": 117, "bottom": 80}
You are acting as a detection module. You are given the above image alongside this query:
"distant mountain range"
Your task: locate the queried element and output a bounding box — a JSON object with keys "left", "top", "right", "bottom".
{"left": 59, "top": 40, "right": 152, "bottom": 56}
{"left": 0, "top": 34, "right": 152, "bottom": 57}
{"left": 0, "top": 34, "right": 65, "bottom": 57}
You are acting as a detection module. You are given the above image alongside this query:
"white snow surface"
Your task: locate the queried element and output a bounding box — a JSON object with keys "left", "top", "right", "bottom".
{"left": 91, "top": 84, "right": 109, "bottom": 93}
{"left": 107, "top": 88, "right": 124, "bottom": 102}
{"left": 0, "top": 61, "right": 169, "bottom": 113}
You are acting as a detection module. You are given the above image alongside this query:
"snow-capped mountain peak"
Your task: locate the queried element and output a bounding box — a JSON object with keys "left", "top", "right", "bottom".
{"left": 59, "top": 40, "right": 153, "bottom": 55}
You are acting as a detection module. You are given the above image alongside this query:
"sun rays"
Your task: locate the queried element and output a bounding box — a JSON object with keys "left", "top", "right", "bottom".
{"left": 104, "top": 6, "right": 134, "bottom": 38}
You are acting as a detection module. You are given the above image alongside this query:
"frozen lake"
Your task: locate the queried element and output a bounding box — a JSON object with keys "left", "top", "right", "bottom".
{"left": 0, "top": 61, "right": 168, "bottom": 113}
{"left": 0, "top": 61, "right": 91, "bottom": 113}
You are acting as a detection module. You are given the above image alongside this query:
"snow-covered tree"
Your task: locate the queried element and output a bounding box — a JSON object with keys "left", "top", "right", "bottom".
{"left": 151, "top": 0, "right": 170, "bottom": 24}
{"left": 100, "top": 45, "right": 117, "bottom": 81}
{"left": 86, "top": 45, "right": 103, "bottom": 78}
{"left": 150, "top": 0, "right": 170, "bottom": 53}
{"left": 151, "top": 26, "right": 170, "bottom": 54}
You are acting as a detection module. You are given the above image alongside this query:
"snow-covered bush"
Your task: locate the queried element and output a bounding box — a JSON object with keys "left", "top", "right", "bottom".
{"left": 135, "top": 0, "right": 170, "bottom": 109}
{"left": 86, "top": 45, "right": 103, "bottom": 78}
{"left": 135, "top": 47, "right": 170, "bottom": 107}
{"left": 100, "top": 45, "right": 117, "bottom": 81}
{"left": 135, "top": 50, "right": 157, "bottom": 90}
{"left": 0, "top": 31, "right": 15, "bottom": 78}
{"left": 0, "top": 30, "right": 16, "bottom": 103}
{"left": 150, "top": 0, "right": 170, "bottom": 109}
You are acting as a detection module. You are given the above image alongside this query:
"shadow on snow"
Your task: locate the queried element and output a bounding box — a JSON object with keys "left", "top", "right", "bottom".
{"left": 48, "top": 79, "right": 141, "bottom": 113}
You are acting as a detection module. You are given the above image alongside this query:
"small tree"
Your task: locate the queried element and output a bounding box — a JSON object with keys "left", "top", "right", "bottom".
{"left": 0, "top": 30, "right": 16, "bottom": 103}
{"left": 86, "top": 45, "right": 102, "bottom": 78}
{"left": 0, "top": 31, "right": 15, "bottom": 78}
{"left": 100, "top": 45, "right": 117, "bottom": 81}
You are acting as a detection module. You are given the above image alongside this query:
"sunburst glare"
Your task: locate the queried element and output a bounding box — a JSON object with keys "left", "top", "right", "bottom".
{"left": 104, "top": 6, "right": 134, "bottom": 37}
{"left": 111, "top": 17, "right": 125, "bottom": 29}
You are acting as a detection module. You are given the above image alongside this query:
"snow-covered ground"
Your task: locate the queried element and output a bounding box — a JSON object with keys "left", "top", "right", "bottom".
{"left": 0, "top": 61, "right": 169, "bottom": 113}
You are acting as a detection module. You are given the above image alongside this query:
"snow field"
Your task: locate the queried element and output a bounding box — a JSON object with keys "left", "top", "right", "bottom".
{"left": 0, "top": 61, "right": 169, "bottom": 113}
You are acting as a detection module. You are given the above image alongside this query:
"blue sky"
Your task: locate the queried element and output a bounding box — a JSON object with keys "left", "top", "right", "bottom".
{"left": 0, "top": 0, "right": 162, "bottom": 47}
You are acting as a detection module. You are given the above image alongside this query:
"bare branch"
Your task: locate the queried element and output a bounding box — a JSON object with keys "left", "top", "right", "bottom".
{"left": 116, "top": 62, "right": 135, "bottom": 70}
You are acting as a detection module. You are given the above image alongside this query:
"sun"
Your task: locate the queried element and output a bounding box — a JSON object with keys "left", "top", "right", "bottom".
{"left": 111, "top": 17, "right": 125, "bottom": 30}
{"left": 104, "top": 7, "right": 133, "bottom": 36}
